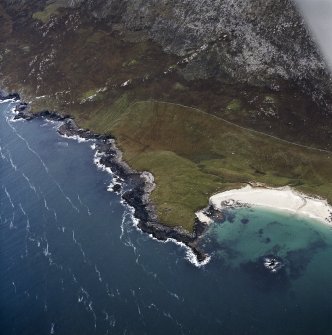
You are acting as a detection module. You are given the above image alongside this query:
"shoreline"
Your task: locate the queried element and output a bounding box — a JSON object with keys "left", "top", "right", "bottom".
{"left": 198, "top": 185, "right": 332, "bottom": 225}
{"left": 6, "top": 90, "right": 332, "bottom": 266}
{"left": 0, "top": 92, "right": 210, "bottom": 264}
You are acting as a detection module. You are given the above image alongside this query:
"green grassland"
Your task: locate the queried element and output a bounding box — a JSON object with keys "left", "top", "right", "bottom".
{"left": 76, "top": 100, "right": 332, "bottom": 232}
{"left": 32, "top": 0, "right": 69, "bottom": 23}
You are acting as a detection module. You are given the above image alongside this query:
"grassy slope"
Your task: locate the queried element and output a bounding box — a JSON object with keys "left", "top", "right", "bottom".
{"left": 76, "top": 100, "right": 332, "bottom": 232}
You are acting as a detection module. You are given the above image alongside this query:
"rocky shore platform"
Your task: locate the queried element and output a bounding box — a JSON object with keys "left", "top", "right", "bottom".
{"left": 6, "top": 95, "right": 210, "bottom": 264}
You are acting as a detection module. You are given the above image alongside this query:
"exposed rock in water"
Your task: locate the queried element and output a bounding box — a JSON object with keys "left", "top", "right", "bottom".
{"left": 112, "top": 183, "right": 122, "bottom": 193}
{"left": 263, "top": 255, "right": 284, "bottom": 273}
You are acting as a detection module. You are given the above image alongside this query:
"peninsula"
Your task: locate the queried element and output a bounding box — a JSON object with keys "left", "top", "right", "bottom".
{"left": 1, "top": 0, "right": 332, "bottom": 260}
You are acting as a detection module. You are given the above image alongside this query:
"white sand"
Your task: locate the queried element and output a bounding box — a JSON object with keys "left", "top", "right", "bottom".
{"left": 206, "top": 185, "right": 332, "bottom": 225}
{"left": 195, "top": 211, "right": 213, "bottom": 225}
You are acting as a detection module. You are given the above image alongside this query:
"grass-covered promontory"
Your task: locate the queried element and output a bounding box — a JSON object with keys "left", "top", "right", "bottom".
{"left": 76, "top": 100, "right": 332, "bottom": 232}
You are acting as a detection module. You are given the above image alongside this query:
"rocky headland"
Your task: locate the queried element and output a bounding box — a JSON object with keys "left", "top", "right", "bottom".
{"left": 9, "top": 97, "right": 209, "bottom": 262}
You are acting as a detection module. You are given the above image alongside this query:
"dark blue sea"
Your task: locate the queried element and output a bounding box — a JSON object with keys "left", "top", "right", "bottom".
{"left": 1, "top": 101, "right": 332, "bottom": 335}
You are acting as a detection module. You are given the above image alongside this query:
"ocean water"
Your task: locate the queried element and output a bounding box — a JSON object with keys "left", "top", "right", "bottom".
{"left": 1, "top": 101, "right": 332, "bottom": 335}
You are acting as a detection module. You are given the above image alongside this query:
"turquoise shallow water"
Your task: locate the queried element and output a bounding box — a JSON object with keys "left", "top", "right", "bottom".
{"left": 205, "top": 207, "right": 332, "bottom": 269}
{"left": 200, "top": 207, "right": 332, "bottom": 331}
{"left": 1, "top": 101, "right": 332, "bottom": 334}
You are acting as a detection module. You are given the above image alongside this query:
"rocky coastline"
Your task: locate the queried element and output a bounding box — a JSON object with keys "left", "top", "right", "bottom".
{"left": 1, "top": 92, "right": 209, "bottom": 263}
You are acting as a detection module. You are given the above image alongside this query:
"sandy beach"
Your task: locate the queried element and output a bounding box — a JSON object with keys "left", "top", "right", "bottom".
{"left": 198, "top": 185, "right": 332, "bottom": 225}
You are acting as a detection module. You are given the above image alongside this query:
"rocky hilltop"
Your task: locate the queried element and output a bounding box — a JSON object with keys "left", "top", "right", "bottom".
{"left": 123, "top": 0, "right": 332, "bottom": 110}
{"left": 2, "top": 0, "right": 331, "bottom": 113}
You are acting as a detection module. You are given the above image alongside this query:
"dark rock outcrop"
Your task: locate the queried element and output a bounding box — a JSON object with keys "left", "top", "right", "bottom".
{"left": 0, "top": 90, "right": 20, "bottom": 101}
